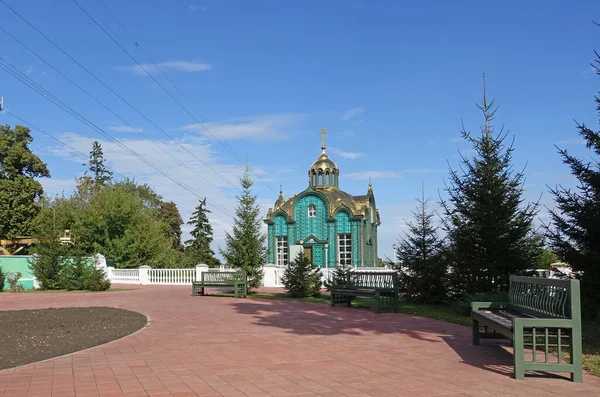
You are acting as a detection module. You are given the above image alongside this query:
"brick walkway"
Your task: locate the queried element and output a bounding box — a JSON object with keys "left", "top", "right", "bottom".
{"left": 0, "top": 286, "right": 599, "bottom": 397}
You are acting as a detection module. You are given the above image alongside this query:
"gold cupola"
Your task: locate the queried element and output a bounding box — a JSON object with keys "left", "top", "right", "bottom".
{"left": 308, "top": 128, "right": 339, "bottom": 189}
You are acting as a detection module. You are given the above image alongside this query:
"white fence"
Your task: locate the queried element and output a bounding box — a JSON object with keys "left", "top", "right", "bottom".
{"left": 107, "top": 264, "right": 394, "bottom": 287}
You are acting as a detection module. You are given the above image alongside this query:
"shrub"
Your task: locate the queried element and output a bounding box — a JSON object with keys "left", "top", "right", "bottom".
{"left": 281, "top": 253, "right": 322, "bottom": 298}
{"left": 0, "top": 266, "right": 5, "bottom": 292}
{"left": 323, "top": 264, "right": 352, "bottom": 292}
{"left": 29, "top": 240, "right": 69, "bottom": 290}
{"left": 60, "top": 257, "right": 90, "bottom": 290}
{"left": 6, "top": 272, "right": 24, "bottom": 292}
{"left": 83, "top": 267, "right": 111, "bottom": 291}
{"left": 451, "top": 292, "right": 509, "bottom": 317}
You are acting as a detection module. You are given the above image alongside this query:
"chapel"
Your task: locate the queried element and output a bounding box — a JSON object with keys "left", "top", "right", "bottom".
{"left": 264, "top": 129, "right": 380, "bottom": 268}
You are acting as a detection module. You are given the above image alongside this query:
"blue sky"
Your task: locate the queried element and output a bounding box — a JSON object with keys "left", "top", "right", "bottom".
{"left": 1, "top": 0, "right": 599, "bottom": 261}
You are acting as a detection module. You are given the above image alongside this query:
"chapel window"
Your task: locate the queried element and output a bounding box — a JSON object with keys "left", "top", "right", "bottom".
{"left": 308, "top": 204, "right": 316, "bottom": 218}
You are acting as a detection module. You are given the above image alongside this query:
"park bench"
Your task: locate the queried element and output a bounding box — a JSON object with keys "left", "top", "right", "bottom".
{"left": 191, "top": 271, "right": 247, "bottom": 298}
{"left": 330, "top": 271, "right": 399, "bottom": 314}
{"left": 471, "top": 275, "right": 582, "bottom": 381}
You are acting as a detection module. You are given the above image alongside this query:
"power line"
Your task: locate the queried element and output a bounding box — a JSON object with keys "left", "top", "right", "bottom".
{"left": 0, "top": 58, "right": 235, "bottom": 219}
{"left": 0, "top": 24, "right": 238, "bottom": 198}
{"left": 0, "top": 0, "right": 241, "bottom": 194}
{"left": 76, "top": 0, "right": 277, "bottom": 194}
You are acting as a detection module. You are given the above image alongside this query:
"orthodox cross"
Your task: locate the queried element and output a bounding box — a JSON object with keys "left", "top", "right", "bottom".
{"left": 318, "top": 128, "right": 328, "bottom": 149}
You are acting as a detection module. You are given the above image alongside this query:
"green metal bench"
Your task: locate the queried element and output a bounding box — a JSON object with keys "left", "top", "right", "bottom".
{"left": 471, "top": 275, "right": 582, "bottom": 381}
{"left": 330, "top": 271, "right": 399, "bottom": 314}
{"left": 191, "top": 271, "right": 247, "bottom": 298}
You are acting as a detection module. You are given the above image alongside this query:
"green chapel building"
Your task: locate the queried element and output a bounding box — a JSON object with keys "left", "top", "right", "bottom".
{"left": 264, "top": 129, "right": 381, "bottom": 268}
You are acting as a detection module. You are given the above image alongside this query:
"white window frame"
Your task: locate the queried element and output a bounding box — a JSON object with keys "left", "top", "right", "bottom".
{"left": 308, "top": 204, "right": 316, "bottom": 218}
{"left": 337, "top": 233, "right": 352, "bottom": 266}
{"left": 276, "top": 236, "right": 289, "bottom": 266}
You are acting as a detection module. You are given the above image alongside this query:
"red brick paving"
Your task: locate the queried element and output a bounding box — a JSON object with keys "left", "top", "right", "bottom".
{"left": 0, "top": 286, "right": 599, "bottom": 397}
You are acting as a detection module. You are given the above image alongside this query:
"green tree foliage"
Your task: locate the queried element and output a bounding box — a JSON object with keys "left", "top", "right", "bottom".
{"left": 0, "top": 266, "right": 5, "bottom": 292}
{"left": 537, "top": 248, "right": 558, "bottom": 269}
{"left": 546, "top": 52, "right": 600, "bottom": 316}
{"left": 281, "top": 253, "right": 322, "bottom": 298}
{"left": 185, "top": 198, "right": 219, "bottom": 267}
{"left": 0, "top": 125, "right": 50, "bottom": 237}
{"left": 86, "top": 140, "right": 113, "bottom": 187}
{"left": 161, "top": 201, "right": 184, "bottom": 250}
{"left": 394, "top": 190, "right": 447, "bottom": 303}
{"left": 29, "top": 239, "right": 71, "bottom": 290}
{"left": 221, "top": 165, "right": 266, "bottom": 289}
{"left": 441, "top": 78, "right": 541, "bottom": 296}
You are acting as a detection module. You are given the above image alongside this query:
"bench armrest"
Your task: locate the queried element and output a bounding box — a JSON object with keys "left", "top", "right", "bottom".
{"left": 513, "top": 317, "right": 575, "bottom": 328}
{"left": 471, "top": 301, "right": 507, "bottom": 311}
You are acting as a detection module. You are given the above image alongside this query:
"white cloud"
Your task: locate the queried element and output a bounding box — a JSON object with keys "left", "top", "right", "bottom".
{"left": 341, "top": 107, "right": 363, "bottom": 121}
{"left": 401, "top": 168, "right": 445, "bottom": 173}
{"left": 448, "top": 136, "right": 463, "bottom": 143}
{"left": 180, "top": 113, "right": 304, "bottom": 141}
{"left": 115, "top": 61, "right": 212, "bottom": 75}
{"left": 39, "top": 178, "right": 77, "bottom": 197}
{"left": 25, "top": 66, "right": 33, "bottom": 75}
{"left": 329, "top": 147, "right": 364, "bottom": 160}
{"left": 188, "top": 4, "right": 206, "bottom": 11}
{"left": 346, "top": 170, "right": 401, "bottom": 180}
{"left": 554, "top": 138, "right": 586, "bottom": 145}
{"left": 106, "top": 126, "right": 144, "bottom": 133}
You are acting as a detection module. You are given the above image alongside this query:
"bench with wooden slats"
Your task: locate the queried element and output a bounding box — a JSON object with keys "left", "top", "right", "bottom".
{"left": 191, "top": 271, "right": 247, "bottom": 298}
{"left": 471, "top": 275, "right": 582, "bottom": 382}
{"left": 330, "top": 271, "right": 399, "bottom": 314}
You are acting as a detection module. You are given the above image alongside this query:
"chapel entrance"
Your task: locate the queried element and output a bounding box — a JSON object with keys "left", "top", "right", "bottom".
{"left": 303, "top": 247, "right": 313, "bottom": 264}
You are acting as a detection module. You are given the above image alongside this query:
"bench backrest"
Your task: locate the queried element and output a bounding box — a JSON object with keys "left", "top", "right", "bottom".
{"left": 508, "top": 275, "right": 580, "bottom": 320}
{"left": 347, "top": 271, "right": 398, "bottom": 290}
{"left": 201, "top": 271, "right": 246, "bottom": 283}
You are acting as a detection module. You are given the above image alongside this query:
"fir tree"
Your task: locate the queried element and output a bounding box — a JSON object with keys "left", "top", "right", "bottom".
{"left": 185, "top": 198, "right": 219, "bottom": 267}
{"left": 220, "top": 164, "right": 266, "bottom": 289}
{"left": 87, "top": 140, "right": 112, "bottom": 187}
{"left": 441, "top": 76, "right": 541, "bottom": 296}
{"left": 546, "top": 51, "right": 600, "bottom": 316}
{"left": 323, "top": 263, "right": 352, "bottom": 292}
{"left": 281, "top": 252, "right": 322, "bottom": 298}
{"left": 160, "top": 201, "right": 184, "bottom": 250}
{"left": 394, "top": 185, "right": 447, "bottom": 303}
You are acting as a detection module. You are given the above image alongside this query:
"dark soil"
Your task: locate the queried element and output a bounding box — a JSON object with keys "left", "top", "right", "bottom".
{"left": 0, "top": 307, "right": 148, "bottom": 370}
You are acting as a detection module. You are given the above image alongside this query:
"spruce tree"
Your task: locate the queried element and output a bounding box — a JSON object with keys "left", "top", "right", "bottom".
{"left": 281, "top": 252, "right": 322, "bottom": 298}
{"left": 160, "top": 201, "right": 184, "bottom": 250}
{"left": 220, "top": 164, "right": 266, "bottom": 289}
{"left": 546, "top": 52, "right": 600, "bottom": 316}
{"left": 394, "top": 186, "right": 447, "bottom": 303}
{"left": 87, "top": 140, "right": 112, "bottom": 187}
{"left": 185, "top": 198, "right": 219, "bottom": 268}
{"left": 441, "top": 76, "right": 541, "bottom": 296}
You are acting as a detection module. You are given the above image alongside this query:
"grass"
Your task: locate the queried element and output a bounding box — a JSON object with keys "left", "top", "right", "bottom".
{"left": 216, "top": 290, "right": 600, "bottom": 376}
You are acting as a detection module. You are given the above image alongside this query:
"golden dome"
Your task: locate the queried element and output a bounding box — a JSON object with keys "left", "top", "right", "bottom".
{"left": 310, "top": 151, "right": 338, "bottom": 173}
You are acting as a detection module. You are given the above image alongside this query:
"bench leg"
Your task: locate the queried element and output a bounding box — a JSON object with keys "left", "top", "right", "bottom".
{"left": 331, "top": 293, "right": 336, "bottom": 307}
{"left": 571, "top": 328, "right": 583, "bottom": 382}
{"left": 513, "top": 325, "right": 525, "bottom": 380}
{"left": 472, "top": 317, "right": 480, "bottom": 345}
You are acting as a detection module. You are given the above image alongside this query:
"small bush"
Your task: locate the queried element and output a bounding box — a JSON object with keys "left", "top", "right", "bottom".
{"left": 29, "top": 240, "right": 69, "bottom": 290}
{"left": 83, "top": 268, "right": 111, "bottom": 291}
{"left": 6, "top": 272, "right": 24, "bottom": 292}
{"left": 323, "top": 264, "right": 352, "bottom": 292}
{"left": 0, "top": 266, "right": 5, "bottom": 292}
{"left": 451, "top": 292, "right": 509, "bottom": 317}
{"left": 60, "top": 257, "right": 90, "bottom": 290}
{"left": 281, "top": 253, "right": 322, "bottom": 298}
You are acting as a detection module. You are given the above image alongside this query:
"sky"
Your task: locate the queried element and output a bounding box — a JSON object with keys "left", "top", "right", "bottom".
{"left": 1, "top": 0, "right": 599, "bottom": 261}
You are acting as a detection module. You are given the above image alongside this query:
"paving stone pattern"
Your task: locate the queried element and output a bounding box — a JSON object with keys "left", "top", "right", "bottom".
{"left": 1, "top": 286, "right": 599, "bottom": 396}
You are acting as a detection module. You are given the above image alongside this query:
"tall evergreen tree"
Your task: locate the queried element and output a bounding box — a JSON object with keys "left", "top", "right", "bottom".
{"left": 394, "top": 185, "right": 447, "bottom": 303}
{"left": 546, "top": 52, "right": 600, "bottom": 316}
{"left": 0, "top": 125, "right": 50, "bottom": 237}
{"left": 185, "top": 198, "right": 219, "bottom": 267}
{"left": 160, "top": 201, "right": 184, "bottom": 250}
{"left": 220, "top": 164, "right": 266, "bottom": 289}
{"left": 441, "top": 76, "right": 541, "bottom": 296}
{"left": 87, "top": 140, "right": 112, "bottom": 187}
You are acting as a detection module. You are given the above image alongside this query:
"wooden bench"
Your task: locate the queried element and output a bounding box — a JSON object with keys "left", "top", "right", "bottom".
{"left": 471, "top": 275, "right": 582, "bottom": 381}
{"left": 191, "top": 271, "right": 247, "bottom": 298}
{"left": 330, "top": 271, "right": 399, "bottom": 314}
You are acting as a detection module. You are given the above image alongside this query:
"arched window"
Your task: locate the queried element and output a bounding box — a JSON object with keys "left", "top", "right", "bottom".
{"left": 325, "top": 172, "right": 330, "bottom": 185}
{"left": 312, "top": 173, "right": 316, "bottom": 186}
{"left": 308, "top": 204, "right": 316, "bottom": 218}
{"left": 318, "top": 172, "right": 323, "bottom": 185}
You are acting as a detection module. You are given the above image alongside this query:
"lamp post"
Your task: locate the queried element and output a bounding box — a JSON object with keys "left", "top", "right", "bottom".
{"left": 324, "top": 243, "right": 329, "bottom": 268}
{"left": 392, "top": 243, "right": 398, "bottom": 268}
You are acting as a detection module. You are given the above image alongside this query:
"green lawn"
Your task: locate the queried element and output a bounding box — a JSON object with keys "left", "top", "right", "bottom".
{"left": 219, "top": 290, "right": 600, "bottom": 377}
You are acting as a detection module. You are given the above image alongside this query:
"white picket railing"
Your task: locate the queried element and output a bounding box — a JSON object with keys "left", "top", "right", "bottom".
{"left": 147, "top": 268, "right": 195, "bottom": 285}
{"left": 110, "top": 269, "right": 140, "bottom": 284}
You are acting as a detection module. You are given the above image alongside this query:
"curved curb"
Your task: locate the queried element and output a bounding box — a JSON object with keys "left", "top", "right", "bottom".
{"left": 0, "top": 306, "right": 152, "bottom": 373}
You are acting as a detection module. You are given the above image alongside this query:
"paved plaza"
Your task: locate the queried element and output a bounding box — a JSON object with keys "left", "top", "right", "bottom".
{"left": 0, "top": 286, "right": 599, "bottom": 397}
